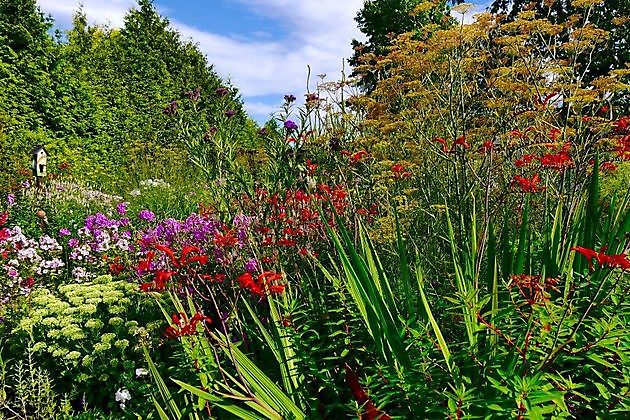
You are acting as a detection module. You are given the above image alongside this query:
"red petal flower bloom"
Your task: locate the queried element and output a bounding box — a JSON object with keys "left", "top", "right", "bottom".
{"left": 451, "top": 135, "right": 470, "bottom": 151}
{"left": 478, "top": 140, "right": 494, "bottom": 153}
{"left": 512, "top": 174, "right": 544, "bottom": 193}
{"left": 538, "top": 151, "right": 573, "bottom": 170}
{"left": 571, "top": 246, "right": 630, "bottom": 271}
{"left": 514, "top": 154, "right": 536, "bottom": 168}
{"left": 433, "top": 137, "right": 449, "bottom": 153}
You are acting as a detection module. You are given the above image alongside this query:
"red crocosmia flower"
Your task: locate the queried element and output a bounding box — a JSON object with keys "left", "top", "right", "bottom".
{"left": 614, "top": 115, "right": 629, "bottom": 133}
{"left": 109, "top": 261, "right": 125, "bottom": 275}
{"left": 137, "top": 251, "right": 155, "bottom": 273}
{"left": 0, "top": 228, "right": 9, "bottom": 242}
{"left": 153, "top": 270, "right": 175, "bottom": 291}
{"left": 139, "top": 282, "right": 154, "bottom": 292}
{"left": 514, "top": 154, "right": 536, "bottom": 168}
{"left": 180, "top": 245, "right": 200, "bottom": 261}
{"left": 0, "top": 212, "right": 8, "bottom": 227}
{"left": 510, "top": 129, "right": 525, "bottom": 138}
{"left": 601, "top": 161, "right": 618, "bottom": 172}
{"left": 269, "top": 284, "right": 286, "bottom": 294}
{"left": 258, "top": 271, "right": 285, "bottom": 295}
{"left": 606, "top": 253, "right": 630, "bottom": 270}
{"left": 214, "top": 231, "right": 238, "bottom": 248}
{"left": 615, "top": 135, "right": 630, "bottom": 160}
{"left": 191, "top": 312, "right": 212, "bottom": 325}
{"left": 259, "top": 271, "right": 283, "bottom": 284}
{"left": 277, "top": 238, "right": 297, "bottom": 247}
{"left": 572, "top": 246, "right": 630, "bottom": 270}
{"left": 451, "top": 135, "right": 470, "bottom": 151}
{"left": 538, "top": 151, "right": 573, "bottom": 170}
{"left": 163, "top": 326, "right": 179, "bottom": 339}
{"left": 154, "top": 244, "right": 179, "bottom": 267}
{"left": 512, "top": 174, "right": 544, "bottom": 193}
{"left": 391, "top": 163, "right": 411, "bottom": 179}
{"left": 433, "top": 137, "right": 449, "bottom": 153}
{"left": 350, "top": 150, "right": 369, "bottom": 163}
{"left": 305, "top": 159, "right": 318, "bottom": 176}
{"left": 478, "top": 140, "right": 494, "bottom": 153}
{"left": 598, "top": 105, "right": 609, "bottom": 116}
{"left": 549, "top": 128, "right": 561, "bottom": 141}
{"left": 168, "top": 312, "right": 211, "bottom": 337}
{"left": 237, "top": 272, "right": 255, "bottom": 289}
{"left": 171, "top": 312, "right": 184, "bottom": 326}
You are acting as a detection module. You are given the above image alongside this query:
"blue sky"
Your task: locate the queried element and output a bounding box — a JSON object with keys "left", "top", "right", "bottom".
{"left": 37, "top": 0, "right": 488, "bottom": 123}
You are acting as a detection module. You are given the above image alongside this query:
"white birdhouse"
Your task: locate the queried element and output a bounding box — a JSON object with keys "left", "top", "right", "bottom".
{"left": 32, "top": 146, "right": 48, "bottom": 178}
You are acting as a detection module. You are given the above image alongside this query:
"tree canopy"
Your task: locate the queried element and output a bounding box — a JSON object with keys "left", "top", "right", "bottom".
{"left": 0, "top": 0, "right": 246, "bottom": 188}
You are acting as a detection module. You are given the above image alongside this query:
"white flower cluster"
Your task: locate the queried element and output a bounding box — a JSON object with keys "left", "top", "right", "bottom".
{"left": 139, "top": 178, "right": 170, "bottom": 189}
{"left": 0, "top": 226, "right": 64, "bottom": 301}
{"left": 115, "top": 388, "right": 131, "bottom": 410}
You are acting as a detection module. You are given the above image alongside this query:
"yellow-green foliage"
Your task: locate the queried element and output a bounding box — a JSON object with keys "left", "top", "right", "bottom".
{"left": 14, "top": 275, "right": 157, "bottom": 386}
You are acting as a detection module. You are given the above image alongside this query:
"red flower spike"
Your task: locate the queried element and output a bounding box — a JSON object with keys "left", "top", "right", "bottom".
{"left": 571, "top": 246, "right": 630, "bottom": 271}
{"left": 163, "top": 326, "right": 179, "bottom": 339}
{"left": 391, "top": 163, "right": 411, "bottom": 179}
{"left": 538, "top": 151, "right": 573, "bottom": 170}
{"left": 214, "top": 231, "right": 238, "bottom": 248}
{"left": 350, "top": 150, "right": 369, "bottom": 163}
{"left": 549, "top": 128, "right": 561, "bottom": 141}
{"left": 237, "top": 272, "right": 255, "bottom": 289}
{"left": 139, "top": 282, "right": 154, "bottom": 292}
{"left": 154, "top": 270, "right": 175, "bottom": 291}
{"left": 512, "top": 174, "right": 544, "bottom": 193}
{"left": 478, "top": 140, "right": 494, "bottom": 153}
{"left": 433, "top": 137, "right": 449, "bottom": 153}
{"left": 514, "top": 154, "right": 536, "bottom": 168}
{"left": 154, "top": 244, "right": 179, "bottom": 267}
{"left": 451, "top": 135, "right": 470, "bottom": 151}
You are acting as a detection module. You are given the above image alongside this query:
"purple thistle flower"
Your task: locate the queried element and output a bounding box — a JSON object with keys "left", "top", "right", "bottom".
{"left": 225, "top": 109, "right": 237, "bottom": 118}
{"left": 68, "top": 238, "right": 79, "bottom": 248}
{"left": 185, "top": 87, "right": 201, "bottom": 101}
{"left": 216, "top": 87, "right": 229, "bottom": 97}
{"left": 284, "top": 94, "right": 296, "bottom": 103}
{"left": 6, "top": 193, "right": 15, "bottom": 207}
{"left": 204, "top": 126, "right": 218, "bottom": 141}
{"left": 138, "top": 209, "right": 155, "bottom": 222}
{"left": 163, "top": 100, "right": 178, "bottom": 115}
{"left": 284, "top": 120, "right": 298, "bottom": 132}
{"left": 258, "top": 127, "right": 268, "bottom": 136}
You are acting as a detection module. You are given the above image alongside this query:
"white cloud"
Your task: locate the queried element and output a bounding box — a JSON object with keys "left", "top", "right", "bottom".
{"left": 37, "top": 0, "right": 365, "bottom": 122}
{"left": 243, "top": 101, "right": 281, "bottom": 120}
{"left": 38, "top": 0, "right": 135, "bottom": 27}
